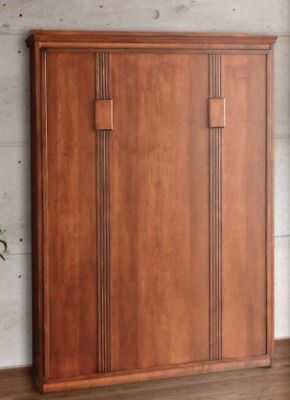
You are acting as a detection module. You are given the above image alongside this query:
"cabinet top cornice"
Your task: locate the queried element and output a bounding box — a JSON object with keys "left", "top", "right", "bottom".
{"left": 26, "top": 30, "right": 277, "bottom": 50}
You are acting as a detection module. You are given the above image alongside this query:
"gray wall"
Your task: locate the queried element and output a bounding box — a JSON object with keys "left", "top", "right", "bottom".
{"left": 0, "top": 0, "right": 289, "bottom": 368}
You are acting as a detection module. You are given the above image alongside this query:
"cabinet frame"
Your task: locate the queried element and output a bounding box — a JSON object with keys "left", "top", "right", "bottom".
{"left": 27, "top": 31, "right": 276, "bottom": 393}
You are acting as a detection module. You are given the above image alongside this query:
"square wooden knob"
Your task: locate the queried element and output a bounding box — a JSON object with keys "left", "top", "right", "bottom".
{"left": 95, "top": 99, "right": 113, "bottom": 130}
{"left": 209, "top": 97, "right": 226, "bottom": 128}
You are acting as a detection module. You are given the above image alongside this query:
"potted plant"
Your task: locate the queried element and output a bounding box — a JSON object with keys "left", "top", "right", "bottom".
{"left": 0, "top": 228, "right": 7, "bottom": 260}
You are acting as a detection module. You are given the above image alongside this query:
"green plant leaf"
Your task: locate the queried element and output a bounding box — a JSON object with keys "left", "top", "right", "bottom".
{"left": 0, "top": 229, "right": 7, "bottom": 261}
{"left": 0, "top": 239, "right": 7, "bottom": 252}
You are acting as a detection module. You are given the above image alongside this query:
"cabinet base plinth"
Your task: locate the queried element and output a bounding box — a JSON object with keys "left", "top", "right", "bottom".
{"left": 41, "top": 355, "right": 271, "bottom": 393}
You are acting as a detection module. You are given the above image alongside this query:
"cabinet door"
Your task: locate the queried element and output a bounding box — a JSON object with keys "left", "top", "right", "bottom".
{"left": 109, "top": 53, "right": 210, "bottom": 371}
{"left": 44, "top": 52, "right": 98, "bottom": 378}
{"left": 222, "top": 54, "right": 267, "bottom": 358}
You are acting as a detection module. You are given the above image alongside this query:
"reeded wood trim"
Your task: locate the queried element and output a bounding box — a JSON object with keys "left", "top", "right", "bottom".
{"left": 40, "top": 50, "right": 51, "bottom": 381}
{"left": 209, "top": 54, "right": 223, "bottom": 361}
{"left": 26, "top": 31, "right": 277, "bottom": 50}
{"left": 96, "top": 53, "right": 111, "bottom": 373}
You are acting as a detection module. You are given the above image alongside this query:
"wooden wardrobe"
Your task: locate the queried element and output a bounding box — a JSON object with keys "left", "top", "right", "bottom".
{"left": 27, "top": 31, "right": 276, "bottom": 393}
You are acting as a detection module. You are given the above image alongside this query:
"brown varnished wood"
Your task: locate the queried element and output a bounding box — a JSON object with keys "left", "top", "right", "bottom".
{"left": 45, "top": 49, "right": 273, "bottom": 56}
{"left": 26, "top": 31, "right": 277, "bottom": 49}
{"left": 42, "top": 356, "right": 271, "bottom": 392}
{"left": 95, "top": 99, "right": 113, "bottom": 130}
{"left": 95, "top": 52, "right": 112, "bottom": 374}
{"left": 209, "top": 98, "right": 226, "bottom": 128}
{"left": 110, "top": 53, "right": 210, "bottom": 371}
{"left": 209, "top": 54, "right": 223, "bottom": 361}
{"left": 33, "top": 42, "right": 276, "bottom": 51}
{"left": 266, "top": 51, "right": 275, "bottom": 360}
{"left": 27, "top": 31, "right": 276, "bottom": 393}
{"left": 44, "top": 52, "right": 98, "bottom": 378}
{"left": 222, "top": 54, "right": 267, "bottom": 359}
{"left": 29, "top": 42, "right": 44, "bottom": 388}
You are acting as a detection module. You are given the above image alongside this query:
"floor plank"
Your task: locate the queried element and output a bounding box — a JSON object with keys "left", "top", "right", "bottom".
{"left": 0, "top": 340, "right": 289, "bottom": 400}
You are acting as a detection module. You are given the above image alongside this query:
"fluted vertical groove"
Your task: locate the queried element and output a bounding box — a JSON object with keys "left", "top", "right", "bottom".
{"left": 96, "top": 53, "right": 111, "bottom": 373}
{"left": 209, "top": 54, "right": 223, "bottom": 361}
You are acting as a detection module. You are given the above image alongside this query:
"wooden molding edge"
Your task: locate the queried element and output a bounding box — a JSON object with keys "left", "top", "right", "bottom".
{"left": 26, "top": 30, "right": 278, "bottom": 49}
{"left": 41, "top": 356, "right": 271, "bottom": 393}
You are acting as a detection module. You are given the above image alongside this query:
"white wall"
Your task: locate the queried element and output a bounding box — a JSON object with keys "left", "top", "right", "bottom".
{"left": 0, "top": 0, "right": 289, "bottom": 368}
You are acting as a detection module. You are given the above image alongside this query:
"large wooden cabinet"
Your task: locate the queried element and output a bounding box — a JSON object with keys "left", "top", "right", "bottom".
{"left": 27, "top": 31, "right": 276, "bottom": 393}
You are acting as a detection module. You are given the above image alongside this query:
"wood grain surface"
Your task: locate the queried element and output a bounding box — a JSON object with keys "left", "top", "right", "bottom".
{"left": 110, "top": 53, "right": 210, "bottom": 371}
{"left": 209, "top": 98, "right": 226, "bottom": 128}
{"left": 222, "top": 54, "right": 267, "bottom": 359}
{"left": 45, "top": 52, "right": 98, "bottom": 378}
{"left": 95, "top": 99, "right": 113, "bottom": 130}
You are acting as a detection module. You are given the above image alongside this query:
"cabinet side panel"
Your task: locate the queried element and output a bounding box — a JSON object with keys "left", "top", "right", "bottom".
{"left": 45, "top": 52, "right": 97, "bottom": 378}
{"left": 30, "top": 44, "right": 44, "bottom": 385}
{"left": 110, "top": 53, "right": 209, "bottom": 371}
{"left": 222, "top": 54, "right": 267, "bottom": 358}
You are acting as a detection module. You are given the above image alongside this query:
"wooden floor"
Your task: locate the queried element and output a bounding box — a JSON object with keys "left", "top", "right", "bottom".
{"left": 1, "top": 340, "right": 289, "bottom": 400}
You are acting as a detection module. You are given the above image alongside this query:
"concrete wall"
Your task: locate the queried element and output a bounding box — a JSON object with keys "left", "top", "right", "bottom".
{"left": 0, "top": 0, "right": 289, "bottom": 368}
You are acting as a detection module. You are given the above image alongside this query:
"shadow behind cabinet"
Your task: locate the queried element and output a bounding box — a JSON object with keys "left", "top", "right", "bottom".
{"left": 26, "top": 31, "right": 276, "bottom": 393}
